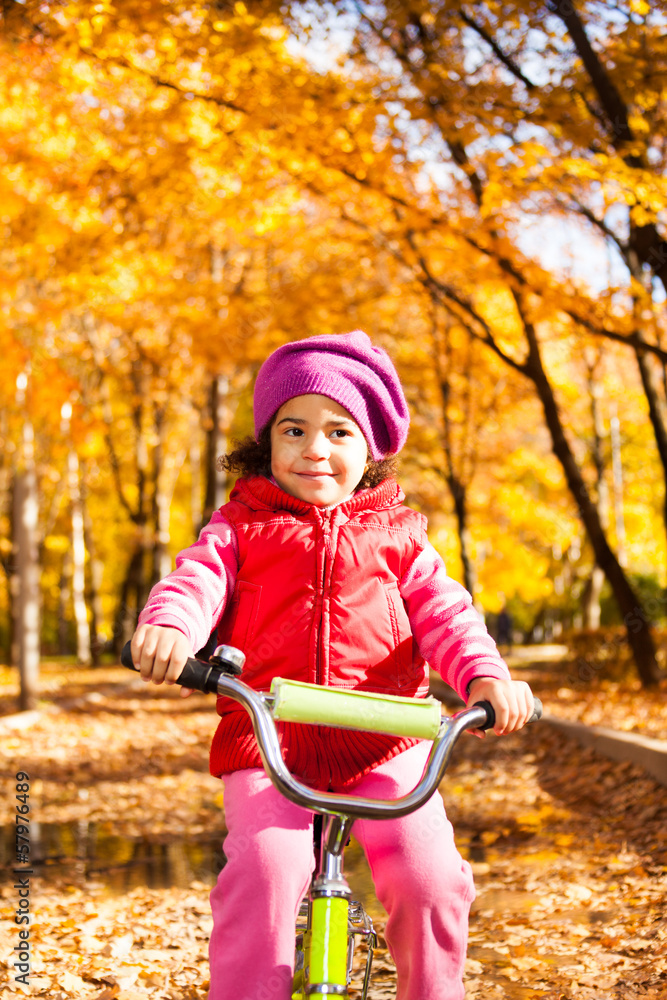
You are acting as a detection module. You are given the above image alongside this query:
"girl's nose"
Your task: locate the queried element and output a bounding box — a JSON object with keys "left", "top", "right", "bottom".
{"left": 302, "top": 431, "right": 330, "bottom": 461}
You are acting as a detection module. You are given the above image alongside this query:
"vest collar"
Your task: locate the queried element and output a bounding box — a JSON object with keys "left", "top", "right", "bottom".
{"left": 228, "top": 475, "right": 404, "bottom": 516}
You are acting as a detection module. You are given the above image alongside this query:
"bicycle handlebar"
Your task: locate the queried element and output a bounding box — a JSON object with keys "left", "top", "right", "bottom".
{"left": 121, "top": 641, "right": 542, "bottom": 820}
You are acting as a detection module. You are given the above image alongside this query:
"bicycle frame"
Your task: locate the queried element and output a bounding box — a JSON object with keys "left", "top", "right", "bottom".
{"left": 291, "top": 811, "right": 379, "bottom": 998}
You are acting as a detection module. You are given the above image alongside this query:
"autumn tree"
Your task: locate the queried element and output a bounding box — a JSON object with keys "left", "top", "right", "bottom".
{"left": 263, "top": 0, "right": 666, "bottom": 684}
{"left": 2, "top": 0, "right": 666, "bottom": 694}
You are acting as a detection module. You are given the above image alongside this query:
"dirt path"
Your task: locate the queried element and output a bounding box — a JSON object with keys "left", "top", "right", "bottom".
{"left": 0, "top": 660, "right": 666, "bottom": 999}
{"left": 446, "top": 649, "right": 666, "bottom": 1000}
{"left": 446, "top": 720, "right": 667, "bottom": 1000}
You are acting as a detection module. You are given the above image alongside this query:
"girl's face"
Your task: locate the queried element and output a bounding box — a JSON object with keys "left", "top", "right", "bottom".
{"left": 270, "top": 394, "right": 368, "bottom": 506}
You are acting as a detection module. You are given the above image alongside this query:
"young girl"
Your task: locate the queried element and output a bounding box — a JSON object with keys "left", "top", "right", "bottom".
{"left": 131, "top": 330, "right": 534, "bottom": 1000}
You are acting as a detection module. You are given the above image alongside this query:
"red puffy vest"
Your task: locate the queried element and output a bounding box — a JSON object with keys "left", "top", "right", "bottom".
{"left": 209, "top": 475, "right": 430, "bottom": 789}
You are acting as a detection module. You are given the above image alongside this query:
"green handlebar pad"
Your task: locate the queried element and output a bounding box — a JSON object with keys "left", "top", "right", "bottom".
{"left": 270, "top": 678, "right": 442, "bottom": 739}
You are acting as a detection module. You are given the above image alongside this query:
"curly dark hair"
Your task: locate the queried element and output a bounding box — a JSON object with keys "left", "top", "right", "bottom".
{"left": 219, "top": 425, "right": 398, "bottom": 490}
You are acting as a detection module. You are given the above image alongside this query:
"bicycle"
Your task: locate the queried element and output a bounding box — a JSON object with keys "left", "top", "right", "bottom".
{"left": 121, "top": 641, "right": 541, "bottom": 999}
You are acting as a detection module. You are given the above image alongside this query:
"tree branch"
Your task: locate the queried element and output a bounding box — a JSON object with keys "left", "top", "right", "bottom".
{"left": 79, "top": 49, "right": 248, "bottom": 116}
{"left": 460, "top": 232, "right": 667, "bottom": 364}
{"left": 564, "top": 196, "right": 626, "bottom": 250}
{"left": 459, "top": 8, "right": 537, "bottom": 92}
{"left": 81, "top": 320, "right": 137, "bottom": 521}
{"left": 406, "top": 235, "right": 529, "bottom": 376}
{"left": 548, "top": 1, "right": 636, "bottom": 151}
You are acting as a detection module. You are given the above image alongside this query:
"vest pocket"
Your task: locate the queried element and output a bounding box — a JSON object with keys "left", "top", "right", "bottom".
{"left": 383, "top": 582, "right": 414, "bottom": 688}
{"left": 222, "top": 580, "right": 261, "bottom": 654}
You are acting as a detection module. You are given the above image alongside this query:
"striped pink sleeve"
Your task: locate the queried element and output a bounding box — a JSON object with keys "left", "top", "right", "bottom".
{"left": 137, "top": 510, "right": 239, "bottom": 653}
{"left": 400, "top": 540, "right": 511, "bottom": 700}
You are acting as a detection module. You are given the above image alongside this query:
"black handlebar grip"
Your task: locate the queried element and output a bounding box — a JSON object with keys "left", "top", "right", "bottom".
{"left": 120, "top": 640, "right": 223, "bottom": 694}
{"left": 120, "top": 641, "right": 137, "bottom": 671}
{"left": 474, "top": 700, "right": 496, "bottom": 731}
{"left": 172, "top": 657, "right": 223, "bottom": 694}
{"left": 473, "top": 697, "right": 543, "bottom": 732}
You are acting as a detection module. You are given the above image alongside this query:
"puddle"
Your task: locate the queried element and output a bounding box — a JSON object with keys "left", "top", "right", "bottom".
{"left": 474, "top": 978, "right": 551, "bottom": 998}
{"left": 472, "top": 888, "right": 616, "bottom": 926}
{"left": 544, "top": 906, "right": 616, "bottom": 926}
{"left": 0, "top": 822, "right": 384, "bottom": 919}
{"left": 472, "top": 888, "right": 541, "bottom": 915}
{"left": 1, "top": 820, "right": 226, "bottom": 894}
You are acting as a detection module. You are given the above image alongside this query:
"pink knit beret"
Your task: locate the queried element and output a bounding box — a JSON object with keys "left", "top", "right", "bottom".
{"left": 253, "top": 331, "right": 410, "bottom": 460}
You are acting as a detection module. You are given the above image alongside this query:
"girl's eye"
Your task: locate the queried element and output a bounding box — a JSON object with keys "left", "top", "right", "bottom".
{"left": 283, "top": 427, "right": 350, "bottom": 438}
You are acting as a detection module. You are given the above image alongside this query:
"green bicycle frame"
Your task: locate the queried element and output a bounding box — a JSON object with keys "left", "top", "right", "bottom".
{"left": 309, "top": 896, "right": 349, "bottom": 989}
{"left": 293, "top": 899, "right": 350, "bottom": 998}
{"left": 292, "top": 924, "right": 310, "bottom": 999}
{"left": 291, "top": 813, "right": 361, "bottom": 998}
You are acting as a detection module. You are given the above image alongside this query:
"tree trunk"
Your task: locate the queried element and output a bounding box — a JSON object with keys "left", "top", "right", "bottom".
{"left": 111, "top": 369, "right": 152, "bottom": 655}
{"left": 582, "top": 565, "right": 605, "bottom": 630}
{"left": 190, "top": 403, "right": 203, "bottom": 538}
{"left": 583, "top": 360, "right": 608, "bottom": 629}
{"left": 112, "top": 539, "right": 147, "bottom": 656}
{"left": 449, "top": 473, "right": 477, "bottom": 598}
{"left": 8, "top": 477, "right": 19, "bottom": 670}
{"left": 522, "top": 318, "right": 660, "bottom": 686}
{"left": 153, "top": 483, "right": 172, "bottom": 583}
{"left": 67, "top": 445, "right": 91, "bottom": 665}
{"left": 203, "top": 374, "right": 229, "bottom": 525}
{"left": 151, "top": 407, "right": 172, "bottom": 585}
{"left": 609, "top": 404, "right": 628, "bottom": 569}
{"left": 430, "top": 315, "right": 479, "bottom": 599}
{"left": 58, "top": 549, "right": 72, "bottom": 655}
{"left": 82, "top": 489, "right": 104, "bottom": 666}
{"left": 633, "top": 347, "right": 667, "bottom": 556}
{"left": 13, "top": 415, "right": 40, "bottom": 710}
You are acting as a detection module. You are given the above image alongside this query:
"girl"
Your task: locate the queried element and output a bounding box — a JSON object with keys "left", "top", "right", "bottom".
{"left": 131, "top": 330, "right": 534, "bottom": 1000}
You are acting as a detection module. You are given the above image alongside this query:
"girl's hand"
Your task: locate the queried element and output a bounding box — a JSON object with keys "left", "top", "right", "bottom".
{"left": 465, "top": 677, "right": 534, "bottom": 738}
{"left": 130, "top": 624, "right": 194, "bottom": 698}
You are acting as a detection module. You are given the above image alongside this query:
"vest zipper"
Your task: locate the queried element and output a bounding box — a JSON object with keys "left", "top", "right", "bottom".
{"left": 316, "top": 508, "right": 334, "bottom": 685}
{"left": 322, "top": 508, "right": 333, "bottom": 585}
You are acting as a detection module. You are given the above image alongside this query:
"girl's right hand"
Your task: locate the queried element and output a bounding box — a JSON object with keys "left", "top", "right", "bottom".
{"left": 130, "top": 624, "right": 194, "bottom": 697}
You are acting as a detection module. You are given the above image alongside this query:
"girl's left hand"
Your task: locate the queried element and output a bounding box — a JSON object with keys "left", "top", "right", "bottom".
{"left": 465, "top": 677, "right": 535, "bottom": 738}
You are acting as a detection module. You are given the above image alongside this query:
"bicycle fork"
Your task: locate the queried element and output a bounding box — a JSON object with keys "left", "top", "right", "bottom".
{"left": 293, "top": 815, "right": 376, "bottom": 998}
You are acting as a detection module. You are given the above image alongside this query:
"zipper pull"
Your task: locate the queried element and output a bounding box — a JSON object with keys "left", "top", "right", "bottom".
{"left": 320, "top": 509, "right": 334, "bottom": 587}
{"left": 323, "top": 508, "right": 334, "bottom": 546}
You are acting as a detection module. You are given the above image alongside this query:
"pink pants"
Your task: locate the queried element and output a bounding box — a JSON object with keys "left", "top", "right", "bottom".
{"left": 208, "top": 742, "right": 474, "bottom": 1000}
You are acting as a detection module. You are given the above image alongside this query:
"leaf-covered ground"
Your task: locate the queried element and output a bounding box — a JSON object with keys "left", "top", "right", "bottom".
{"left": 1, "top": 652, "right": 666, "bottom": 999}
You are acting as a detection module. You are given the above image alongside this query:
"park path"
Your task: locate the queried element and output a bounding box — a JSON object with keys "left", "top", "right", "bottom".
{"left": 435, "top": 649, "right": 666, "bottom": 1000}
{"left": 441, "top": 711, "right": 666, "bottom": 999}
{"left": 350, "top": 701, "right": 666, "bottom": 998}
{"left": 0, "top": 655, "right": 665, "bottom": 999}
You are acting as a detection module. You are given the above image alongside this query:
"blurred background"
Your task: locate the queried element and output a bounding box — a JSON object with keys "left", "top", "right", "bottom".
{"left": 3, "top": 0, "right": 667, "bottom": 705}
